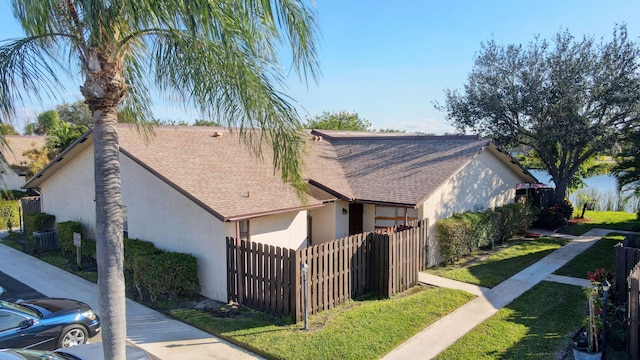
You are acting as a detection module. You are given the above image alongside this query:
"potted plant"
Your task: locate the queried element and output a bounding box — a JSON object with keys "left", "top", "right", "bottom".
{"left": 572, "top": 269, "right": 614, "bottom": 359}
{"left": 572, "top": 287, "right": 602, "bottom": 359}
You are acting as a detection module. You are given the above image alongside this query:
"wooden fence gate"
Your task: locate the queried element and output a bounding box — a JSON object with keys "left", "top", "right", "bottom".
{"left": 628, "top": 262, "right": 640, "bottom": 360}
{"left": 616, "top": 235, "right": 640, "bottom": 304}
{"left": 227, "top": 219, "right": 428, "bottom": 322}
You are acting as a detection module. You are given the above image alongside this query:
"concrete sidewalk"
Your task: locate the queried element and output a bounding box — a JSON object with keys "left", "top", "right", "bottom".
{"left": 0, "top": 238, "right": 263, "bottom": 360}
{"left": 383, "top": 228, "right": 617, "bottom": 360}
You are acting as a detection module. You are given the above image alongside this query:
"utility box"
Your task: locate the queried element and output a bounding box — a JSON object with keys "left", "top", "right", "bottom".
{"left": 33, "top": 230, "right": 57, "bottom": 251}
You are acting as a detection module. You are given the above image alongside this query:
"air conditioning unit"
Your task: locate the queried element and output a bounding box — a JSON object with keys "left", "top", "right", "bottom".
{"left": 33, "top": 230, "right": 57, "bottom": 251}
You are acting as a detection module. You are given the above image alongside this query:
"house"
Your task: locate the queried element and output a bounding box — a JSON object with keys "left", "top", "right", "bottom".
{"left": 0, "top": 135, "right": 46, "bottom": 191}
{"left": 23, "top": 125, "right": 536, "bottom": 302}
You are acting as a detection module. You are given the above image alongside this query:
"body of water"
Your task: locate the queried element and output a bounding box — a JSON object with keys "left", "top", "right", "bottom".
{"left": 528, "top": 170, "right": 639, "bottom": 213}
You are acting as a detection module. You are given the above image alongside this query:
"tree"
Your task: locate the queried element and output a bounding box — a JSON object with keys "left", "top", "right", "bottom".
{"left": 46, "top": 122, "right": 89, "bottom": 158}
{"left": 0, "top": 1, "right": 318, "bottom": 359}
{"left": 56, "top": 100, "right": 93, "bottom": 128}
{"left": 23, "top": 110, "right": 62, "bottom": 135}
{"left": 305, "top": 111, "right": 371, "bottom": 131}
{"left": 193, "top": 119, "right": 222, "bottom": 127}
{"left": 439, "top": 26, "right": 640, "bottom": 203}
{"left": 613, "top": 131, "right": 640, "bottom": 196}
{"left": 0, "top": 123, "right": 18, "bottom": 135}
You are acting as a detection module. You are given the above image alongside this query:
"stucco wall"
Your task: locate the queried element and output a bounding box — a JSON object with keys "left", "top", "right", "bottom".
{"left": 39, "top": 147, "right": 97, "bottom": 238}
{"left": 420, "top": 149, "right": 524, "bottom": 266}
{"left": 335, "top": 199, "right": 350, "bottom": 239}
{"left": 248, "top": 211, "right": 308, "bottom": 250}
{"left": 120, "top": 154, "right": 231, "bottom": 302}
{"left": 309, "top": 202, "right": 336, "bottom": 245}
{"left": 0, "top": 162, "right": 26, "bottom": 191}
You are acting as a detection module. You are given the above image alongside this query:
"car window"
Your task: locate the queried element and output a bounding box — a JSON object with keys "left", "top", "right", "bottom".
{"left": 0, "top": 300, "right": 41, "bottom": 318}
{"left": 0, "top": 311, "right": 27, "bottom": 331}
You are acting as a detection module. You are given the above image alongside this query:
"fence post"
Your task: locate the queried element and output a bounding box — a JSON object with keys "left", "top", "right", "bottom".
{"left": 292, "top": 250, "right": 302, "bottom": 323}
{"left": 629, "top": 265, "right": 640, "bottom": 359}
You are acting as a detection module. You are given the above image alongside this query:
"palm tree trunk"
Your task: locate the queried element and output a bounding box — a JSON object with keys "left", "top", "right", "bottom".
{"left": 93, "top": 110, "right": 126, "bottom": 360}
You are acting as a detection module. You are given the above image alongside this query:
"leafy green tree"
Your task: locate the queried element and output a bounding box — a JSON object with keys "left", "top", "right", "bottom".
{"left": 0, "top": 123, "right": 18, "bottom": 135}
{"left": 613, "top": 131, "right": 640, "bottom": 196}
{"left": 46, "top": 122, "right": 89, "bottom": 158}
{"left": 23, "top": 110, "right": 61, "bottom": 135}
{"left": 305, "top": 111, "right": 371, "bottom": 131}
{"left": 193, "top": 119, "right": 222, "bottom": 127}
{"left": 440, "top": 26, "right": 640, "bottom": 203}
{"left": 378, "top": 128, "right": 405, "bottom": 133}
{"left": 56, "top": 100, "right": 92, "bottom": 128}
{"left": 0, "top": 1, "right": 318, "bottom": 358}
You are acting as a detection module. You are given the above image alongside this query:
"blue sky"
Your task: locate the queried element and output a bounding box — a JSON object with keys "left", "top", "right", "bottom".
{"left": 1, "top": 1, "right": 640, "bottom": 133}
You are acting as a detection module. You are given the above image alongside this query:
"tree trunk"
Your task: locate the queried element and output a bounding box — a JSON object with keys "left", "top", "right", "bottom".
{"left": 93, "top": 110, "right": 126, "bottom": 360}
{"left": 553, "top": 177, "right": 569, "bottom": 204}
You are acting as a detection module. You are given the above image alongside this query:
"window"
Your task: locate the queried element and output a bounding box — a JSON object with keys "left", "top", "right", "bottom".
{"left": 0, "top": 312, "right": 27, "bottom": 332}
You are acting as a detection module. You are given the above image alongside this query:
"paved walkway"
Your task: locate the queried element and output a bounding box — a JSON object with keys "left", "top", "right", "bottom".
{"left": 383, "top": 228, "right": 623, "bottom": 360}
{"left": 0, "top": 234, "right": 263, "bottom": 360}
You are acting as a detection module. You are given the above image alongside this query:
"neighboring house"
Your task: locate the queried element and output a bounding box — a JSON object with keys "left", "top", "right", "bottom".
{"left": 0, "top": 135, "right": 46, "bottom": 191}
{"left": 23, "top": 125, "right": 536, "bottom": 302}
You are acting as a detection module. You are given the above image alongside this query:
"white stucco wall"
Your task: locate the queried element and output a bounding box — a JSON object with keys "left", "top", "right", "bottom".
{"left": 0, "top": 162, "right": 26, "bottom": 191}
{"left": 246, "top": 211, "right": 308, "bottom": 250}
{"left": 309, "top": 202, "right": 336, "bottom": 245}
{"left": 335, "top": 200, "right": 350, "bottom": 239}
{"left": 420, "top": 149, "right": 524, "bottom": 266}
{"left": 362, "top": 204, "right": 376, "bottom": 233}
{"left": 39, "top": 147, "right": 97, "bottom": 238}
{"left": 119, "top": 154, "right": 232, "bottom": 302}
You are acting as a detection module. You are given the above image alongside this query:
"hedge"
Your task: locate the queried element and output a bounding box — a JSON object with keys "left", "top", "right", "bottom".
{"left": 24, "top": 213, "right": 55, "bottom": 237}
{"left": 57, "top": 221, "right": 83, "bottom": 255}
{"left": 133, "top": 252, "right": 201, "bottom": 301}
{"left": 436, "top": 202, "right": 537, "bottom": 264}
{"left": 124, "top": 238, "right": 164, "bottom": 272}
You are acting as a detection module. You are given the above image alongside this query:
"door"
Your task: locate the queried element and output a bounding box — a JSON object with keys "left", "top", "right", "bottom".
{"left": 348, "top": 203, "right": 363, "bottom": 235}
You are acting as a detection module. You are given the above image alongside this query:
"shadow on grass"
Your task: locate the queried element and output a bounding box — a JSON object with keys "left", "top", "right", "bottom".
{"left": 439, "top": 238, "right": 569, "bottom": 288}
{"left": 436, "top": 282, "right": 586, "bottom": 359}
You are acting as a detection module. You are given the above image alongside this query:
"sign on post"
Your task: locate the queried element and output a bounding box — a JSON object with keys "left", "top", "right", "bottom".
{"left": 73, "top": 232, "right": 81, "bottom": 270}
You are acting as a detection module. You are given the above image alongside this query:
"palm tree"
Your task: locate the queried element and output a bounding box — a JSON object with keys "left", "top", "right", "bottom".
{"left": 0, "top": 1, "right": 319, "bottom": 359}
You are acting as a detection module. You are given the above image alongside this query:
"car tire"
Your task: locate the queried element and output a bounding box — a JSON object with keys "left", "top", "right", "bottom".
{"left": 57, "top": 324, "right": 88, "bottom": 348}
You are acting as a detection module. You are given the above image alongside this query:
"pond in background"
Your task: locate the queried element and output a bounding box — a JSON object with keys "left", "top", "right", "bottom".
{"left": 527, "top": 169, "right": 639, "bottom": 213}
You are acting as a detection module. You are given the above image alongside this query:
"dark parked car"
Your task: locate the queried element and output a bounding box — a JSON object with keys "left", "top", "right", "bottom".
{"left": 0, "top": 343, "right": 151, "bottom": 360}
{"left": 0, "top": 298, "right": 100, "bottom": 350}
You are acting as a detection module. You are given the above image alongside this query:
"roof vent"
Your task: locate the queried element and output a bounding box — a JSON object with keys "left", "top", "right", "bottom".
{"left": 312, "top": 135, "right": 323, "bottom": 142}
{"left": 212, "top": 131, "right": 224, "bottom": 138}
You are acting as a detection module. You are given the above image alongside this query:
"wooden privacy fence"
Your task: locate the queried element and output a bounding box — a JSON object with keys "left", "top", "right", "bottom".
{"left": 227, "top": 219, "right": 428, "bottom": 323}
{"left": 615, "top": 235, "right": 640, "bottom": 303}
{"left": 628, "top": 263, "right": 640, "bottom": 360}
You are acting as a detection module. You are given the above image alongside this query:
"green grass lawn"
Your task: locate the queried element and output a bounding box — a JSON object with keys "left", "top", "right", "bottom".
{"left": 559, "top": 211, "right": 638, "bottom": 236}
{"left": 170, "top": 286, "right": 474, "bottom": 360}
{"left": 435, "top": 281, "right": 627, "bottom": 360}
{"left": 426, "top": 237, "right": 569, "bottom": 288}
{"left": 554, "top": 234, "right": 624, "bottom": 279}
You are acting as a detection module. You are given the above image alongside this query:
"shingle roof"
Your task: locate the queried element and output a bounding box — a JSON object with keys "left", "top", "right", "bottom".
{"left": 24, "top": 125, "right": 535, "bottom": 220}
{"left": 117, "top": 125, "right": 326, "bottom": 221}
{"left": 1, "top": 136, "right": 46, "bottom": 167}
{"left": 307, "top": 130, "right": 495, "bottom": 206}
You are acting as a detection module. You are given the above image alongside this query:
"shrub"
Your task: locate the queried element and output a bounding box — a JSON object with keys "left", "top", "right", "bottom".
{"left": 534, "top": 199, "right": 573, "bottom": 230}
{"left": 124, "top": 238, "right": 164, "bottom": 272}
{"left": 81, "top": 239, "right": 97, "bottom": 264}
{"left": 436, "top": 216, "right": 472, "bottom": 264}
{"left": 57, "top": 221, "right": 83, "bottom": 255}
{"left": 458, "top": 211, "right": 494, "bottom": 250}
{"left": 133, "top": 252, "right": 200, "bottom": 301}
{"left": 23, "top": 213, "right": 55, "bottom": 237}
{"left": 0, "top": 200, "right": 20, "bottom": 231}
{"left": 493, "top": 202, "right": 537, "bottom": 242}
